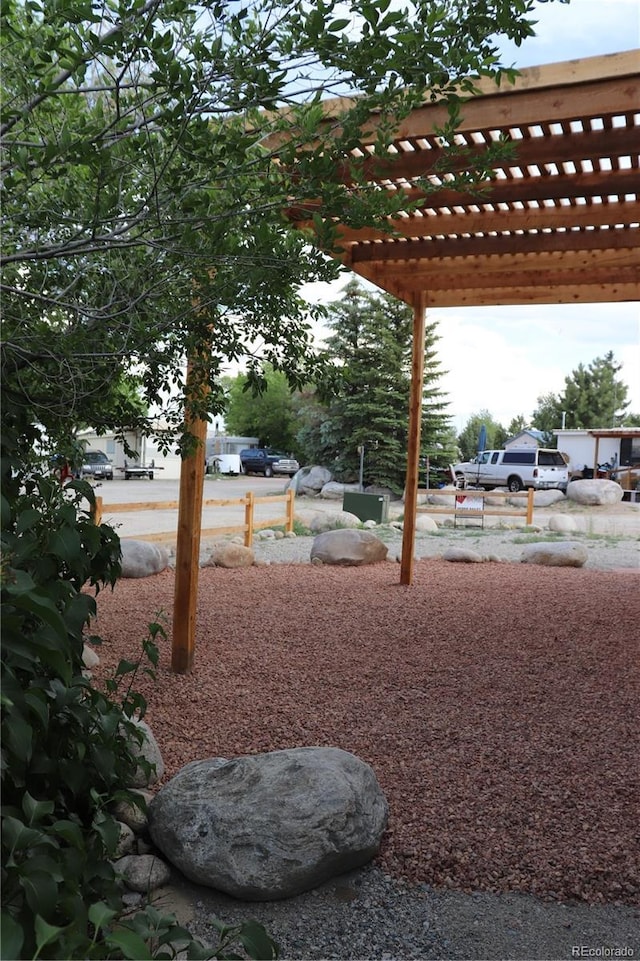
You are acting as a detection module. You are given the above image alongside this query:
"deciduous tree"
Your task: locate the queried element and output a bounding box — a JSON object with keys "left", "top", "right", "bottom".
{"left": 224, "top": 366, "right": 300, "bottom": 454}
{"left": 2, "top": 0, "right": 566, "bottom": 449}
{"left": 457, "top": 410, "right": 505, "bottom": 461}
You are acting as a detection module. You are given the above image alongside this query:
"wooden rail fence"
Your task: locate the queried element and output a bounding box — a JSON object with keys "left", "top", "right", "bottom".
{"left": 417, "top": 487, "right": 535, "bottom": 526}
{"left": 94, "top": 488, "right": 295, "bottom": 547}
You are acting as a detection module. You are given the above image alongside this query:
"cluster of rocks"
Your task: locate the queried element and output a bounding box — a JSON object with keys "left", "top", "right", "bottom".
{"left": 111, "top": 719, "right": 172, "bottom": 903}
{"left": 287, "top": 465, "right": 397, "bottom": 504}
{"left": 116, "top": 477, "right": 628, "bottom": 577}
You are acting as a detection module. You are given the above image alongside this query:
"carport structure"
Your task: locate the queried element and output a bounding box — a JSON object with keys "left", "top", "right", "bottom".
{"left": 282, "top": 49, "right": 639, "bottom": 585}
{"left": 171, "top": 50, "right": 639, "bottom": 671}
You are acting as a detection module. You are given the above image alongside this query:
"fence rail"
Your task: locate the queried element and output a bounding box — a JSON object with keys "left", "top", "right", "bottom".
{"left": 417, "top": 487, "right": 535, "bottom": 526}
{"left": 94, "top": 488, "right": 295, "bottom": 547}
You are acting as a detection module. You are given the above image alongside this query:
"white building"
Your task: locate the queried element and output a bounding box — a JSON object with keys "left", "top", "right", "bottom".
{"left": 553, "top": 428, "right": 640, "bottom": 478}
{"left": 504, "top": 429, "right": 546, "bottom": 450}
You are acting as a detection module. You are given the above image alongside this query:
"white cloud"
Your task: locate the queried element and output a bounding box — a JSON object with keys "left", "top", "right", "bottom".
{"left": 430, "top": 303, "right": 640, "bottom": 430}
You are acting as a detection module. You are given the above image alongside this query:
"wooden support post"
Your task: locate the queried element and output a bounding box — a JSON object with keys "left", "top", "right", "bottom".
{"left": 244, "top": 491, "right": 254, "bottom": 547}
{"left": 400, "top": 293, "right": 427, "bottom": 586}
{"left": 593, "top": 435, "right": 600, "bottom": 476}
{"left": 526, "top": 487, "right": 534, "bottom": 526}
{"left": 94, "top": 496, "right": 103, "bottom": 527}
{"left": 171, "top": 366, "right": 208, "bottom": 675}
{"left": 285, "top": 488, "right": 295, "bottom": 533}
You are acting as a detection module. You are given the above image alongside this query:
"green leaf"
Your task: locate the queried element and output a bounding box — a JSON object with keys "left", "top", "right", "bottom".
{"left": 51, "top": 819, "right": 84, "bottom": 848}
{"left": 1, "top": 912, "right": 24, "bottom": 960}
{"left": 34, "top": 915, "right": 66, "bottom": 957}
{"left": 238, "top": 920, "right": 279, "bottom": 960}
{"left": 105, "top": 928, "right": 154, "bottom": 960}
{"left": 16, "top": 508, "right": 42, "bottom": 533}
{"left": 5, "top": 713, "right": 33, "bottom": 764}
{"left": 88, "top": 900, "right": 118, "bottom": 931}
{"left": 21, "top": 872, "right": 59, "bottom": 919}
{"left": 23, "top": 791, "right": 55, "bottom": 825}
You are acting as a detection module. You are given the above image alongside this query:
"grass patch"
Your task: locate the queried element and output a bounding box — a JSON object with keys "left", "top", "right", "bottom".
{"left": 512, "top": 532, "right": 565, "bottom": 544}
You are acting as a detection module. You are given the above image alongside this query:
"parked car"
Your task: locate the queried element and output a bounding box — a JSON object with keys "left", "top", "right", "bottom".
{"left": 239, "top": 448, "right": 299, "bottom": 478}
{"left": 451, "top": 448, "right": 568, "bottom": 493}
{"left": 76, "top": 450, "right": 114, "bottom": 480}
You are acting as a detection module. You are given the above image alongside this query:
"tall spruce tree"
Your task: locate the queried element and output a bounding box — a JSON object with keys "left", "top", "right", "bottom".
{"left": 301, "top": 280, "right": 453, "bottom": 493}
{"left": 531, "top": 351, "right": 633, "bottom": 432}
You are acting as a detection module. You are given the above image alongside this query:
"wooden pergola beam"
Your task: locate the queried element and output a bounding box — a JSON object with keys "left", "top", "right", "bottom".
{"left": 295, "top": 199, "right": 640, "bottom": 246}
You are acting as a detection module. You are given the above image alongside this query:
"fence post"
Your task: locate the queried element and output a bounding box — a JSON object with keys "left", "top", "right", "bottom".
{"left": 526, "top": 487, "right": 534, "bottom": 525}
{"left": 285, "top": 488, "right": 295, "bottom": 533}
{"left": 94, "top": 495, "right": 103, "bottom": 527}
{"left": 244, "top": 491, "right": 254, "bottom": 547}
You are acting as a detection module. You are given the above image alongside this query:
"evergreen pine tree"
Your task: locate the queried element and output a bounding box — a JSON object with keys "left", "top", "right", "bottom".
{"left": 560, "top": 351, "right": 630, "bottom": 428}
{"left": 302, "top": 280, "right": 453, "bottom": 492}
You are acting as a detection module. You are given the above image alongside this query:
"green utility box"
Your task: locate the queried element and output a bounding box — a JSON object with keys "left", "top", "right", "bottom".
{"left": 342, "top": 491, "right": 390, "bottom": 524}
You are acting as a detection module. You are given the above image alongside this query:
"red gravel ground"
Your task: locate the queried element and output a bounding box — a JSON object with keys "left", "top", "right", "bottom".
{"left": 91, "top": 560, "right": 640, "bottom": 906}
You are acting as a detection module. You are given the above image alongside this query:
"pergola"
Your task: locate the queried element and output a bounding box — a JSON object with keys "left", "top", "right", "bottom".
{"left": 171, "top": 50, "right": 639, "bottom": 671}
{"left": 283, "top": 49, "right": 640, "bottom": 586}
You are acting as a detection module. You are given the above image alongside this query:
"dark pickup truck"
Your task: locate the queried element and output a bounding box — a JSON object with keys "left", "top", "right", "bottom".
{"left": 239, "top": 448, "right": 299, "bottom": 478}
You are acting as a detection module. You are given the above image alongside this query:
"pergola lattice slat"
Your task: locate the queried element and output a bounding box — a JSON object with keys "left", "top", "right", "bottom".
{"left": 285, "top": 51, "right": 639, "bottom": 311}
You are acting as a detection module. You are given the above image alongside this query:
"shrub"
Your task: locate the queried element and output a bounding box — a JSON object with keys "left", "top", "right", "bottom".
{"left": 1, "top": 413, "right": 277, "bottom": 959}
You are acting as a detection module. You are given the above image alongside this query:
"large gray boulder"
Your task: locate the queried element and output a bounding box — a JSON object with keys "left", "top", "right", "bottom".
{"left": 148, "top": 748, "right": 388, "bottom": 900}
{"left": 289, "top": 466, "right": 332, "bottom": 495}
{"left": 566, "top": 479, "right": 623, "bottom": 506}
{"left": 521, "top": 541, "right": 588, "bottom": 567}
{"left": 120, "top": 540, "right": 169, "bottom": 578}
{"left": 425, "top": 485, "right": 458, "bottom": 506}
{"left": 310, "top": 529, "right": 388, "bottom": 566}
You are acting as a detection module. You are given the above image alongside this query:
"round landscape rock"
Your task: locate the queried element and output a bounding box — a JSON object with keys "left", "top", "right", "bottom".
{"left": 124, "top": 718, "right": 165, "bottom": 788}
{"left": 203, "top": 542, "right": 254, "bottom": 569}
{"left": 548, "top": 514, "right": 579, "bottom": 533}
{"left": 148, "top": 747, "right": 388, "bottom": 900}
{"left": 307, "top": 511, "right": 362, "bottom": 534}
{"left": 566, "top": 479, "right": 623, "bottom": 506}
{"left": 120, "top": 540, "right": 169, "bottom": 578}
{"left": 310, "top": 528, "right": 388, "bottom": 565}
{"left": 415, "top": 515, "right": 438, "bottom": 532}
{"left": 521, "top": 541, "right": 588, "bottom": 567}
{"left": 289, "top": 465, "right": 332, "bottom": 495}
{"left": 319, "top": 481, "right": 360, "bottom": 499}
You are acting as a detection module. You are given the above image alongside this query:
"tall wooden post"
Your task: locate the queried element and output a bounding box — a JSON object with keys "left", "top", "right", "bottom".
{"left": 400, "top": 293, "right": 427, "bottom": 586}
{"left": 171, "top": 363, "right": 208, "bottom": 674}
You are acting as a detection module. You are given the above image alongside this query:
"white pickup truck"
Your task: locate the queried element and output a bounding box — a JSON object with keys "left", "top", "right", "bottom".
{"left": 452, "top": 448, "right": 568, "bottom": 493}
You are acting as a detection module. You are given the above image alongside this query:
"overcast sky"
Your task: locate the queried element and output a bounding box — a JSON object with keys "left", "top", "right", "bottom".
{"left": 301, "top": 0, "right": 640, "bottom": 431}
